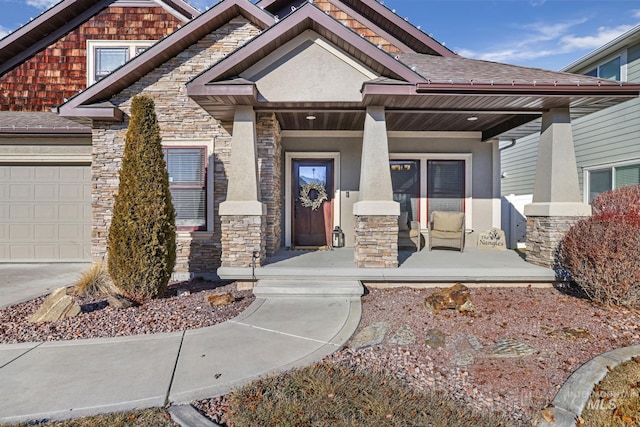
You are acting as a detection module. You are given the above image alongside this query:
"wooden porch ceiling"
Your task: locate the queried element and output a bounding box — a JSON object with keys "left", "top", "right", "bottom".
{"left": 190, "top": 91, "right": 631, "bottom": 140}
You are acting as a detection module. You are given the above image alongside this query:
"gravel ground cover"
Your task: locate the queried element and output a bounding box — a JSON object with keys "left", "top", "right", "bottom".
{"left": 0, "top": 281, "right": 254, "bottom": 344}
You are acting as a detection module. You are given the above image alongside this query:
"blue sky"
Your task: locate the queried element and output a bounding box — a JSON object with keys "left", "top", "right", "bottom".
{"left": 1, "top": 0, "right": 639, "bottom": 71}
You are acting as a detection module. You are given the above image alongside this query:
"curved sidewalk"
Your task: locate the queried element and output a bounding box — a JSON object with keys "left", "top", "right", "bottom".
{"left": 0, "top": 293, "right": 362, "bottom": 424}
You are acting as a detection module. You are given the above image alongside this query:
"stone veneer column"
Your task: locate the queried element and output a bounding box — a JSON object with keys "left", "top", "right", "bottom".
{"left": 219, "top": 106, "right": 267, "bottom": 267}
{"left": 524, "top": 107, "right": 591, "bottom": 268}
{"left": 353, "top": 106, "right": 399, "bottom": 268}
{"left": 256, "top": 113, "right": 282, "bottom": 257}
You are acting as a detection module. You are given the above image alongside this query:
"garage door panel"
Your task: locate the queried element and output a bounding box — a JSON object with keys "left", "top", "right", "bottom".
{"left": 0, "top": 165, "right": 91, "bottom": 262}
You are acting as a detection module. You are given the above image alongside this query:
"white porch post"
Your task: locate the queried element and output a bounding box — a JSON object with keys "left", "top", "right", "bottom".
{"left": 524, "top": 107, "right": 591, "bottom": 268}
{"left": 219, "top": 106, "right": 267, "bottom": 267}
{"left": 353, "top": 106, "right": 399, "bottom": 268}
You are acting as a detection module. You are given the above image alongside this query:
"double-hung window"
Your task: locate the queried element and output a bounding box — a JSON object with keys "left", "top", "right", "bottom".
{"left": 586, "top": 162, "right": 640, "bottom": 202}
{"left": 163, "top": 147, "right": 207, "bottom": 231}
{"left": 87, "top": 40, "right": 154, "bottom": 85}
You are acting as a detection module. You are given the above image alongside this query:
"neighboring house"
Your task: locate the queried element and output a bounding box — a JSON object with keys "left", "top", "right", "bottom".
{"left": 4, "top": 0, "right": 640, "bottom": 276}
{"left": 501, "top": 25, "right": 640, "bottom": 247}
{"left": 0, "top": 0, "right": 198, "bottom": 262}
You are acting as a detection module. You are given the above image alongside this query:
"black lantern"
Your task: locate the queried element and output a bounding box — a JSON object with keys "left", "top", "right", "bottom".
{"left": 332, "top": 226, "right": 345, "bottom": 248}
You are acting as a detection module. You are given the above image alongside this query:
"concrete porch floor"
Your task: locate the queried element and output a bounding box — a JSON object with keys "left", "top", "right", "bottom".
{"left": 218, "top": 246, "right": 557, "bottom": 285}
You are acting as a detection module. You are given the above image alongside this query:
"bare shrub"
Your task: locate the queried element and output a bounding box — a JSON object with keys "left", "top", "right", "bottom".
{"left": 591, "top": 184, "right": 640, "bottom": 216}
{"left": 561, "top": 212, "right": 640, "bottom": 308}
{"left": 73, "top": 261, "right": 118, "bottom": 298}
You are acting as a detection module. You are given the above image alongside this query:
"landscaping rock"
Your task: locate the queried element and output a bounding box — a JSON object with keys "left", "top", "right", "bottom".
{"left": 424, "top": 283, "right": 474, "bottom": 313}
{"left": 425, "top": 329, "right": 446, "bottom": 349}
{"left": 206, "top": 293, "right": 235, "bottom": 307}
{"left": 451, "top": 333, "right": 483, "bottom": 366}
{"left": 389, "top": 325, "right": 416, "bottom": 345}
{"left": 350, "top": 322, "right": 391, "bottom": 350}
{"left": 107, "top": 294, "right": 135, "bottom": 309}
{"left": 546, "top": 327, "right": 590, "bottom": 340}
{"left": 489, "top": 338, "right": 536, "bottom": 358}
{"left": 29, "top": 287, "right": 81, "bottom": 323}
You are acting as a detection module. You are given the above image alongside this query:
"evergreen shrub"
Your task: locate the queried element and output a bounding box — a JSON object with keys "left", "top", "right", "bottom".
{"left": 107, "top": 95, "right": 176, "bottom": 303}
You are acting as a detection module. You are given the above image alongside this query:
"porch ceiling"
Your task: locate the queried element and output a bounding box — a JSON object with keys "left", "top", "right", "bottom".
{"left": 189, "top": 90, "right": 632, "bottom": 139}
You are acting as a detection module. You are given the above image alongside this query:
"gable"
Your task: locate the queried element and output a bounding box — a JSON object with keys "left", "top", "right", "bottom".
{"left": 240, "top": 31, "right": 378, "bottom": 102}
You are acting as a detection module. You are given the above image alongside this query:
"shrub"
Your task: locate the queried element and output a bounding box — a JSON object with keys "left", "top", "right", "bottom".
{"left": 107, "top": 95, "right": 176, "bottom": 303}
{"left": 591, "top": 184, "right": 640, "bottom": 216}
{"left": 561, "top": 194, "right": 640, "bottom": 308}
{"left": 228, "top": 362, "right": 514, "bottom": 427}
{"left": 73, "top": 261, "right": 118, "bottom": 298}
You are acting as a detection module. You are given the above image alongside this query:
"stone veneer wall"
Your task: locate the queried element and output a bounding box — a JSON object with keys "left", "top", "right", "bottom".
{"left": 220, "top": 215, "right": 266, "bottom": 267}
{"left": 354, "top": 215, "right": 398, "bottom": 268}
{"left": 526, "top": 216, "right": 583, "bottom": 269}
{"left": 256, "top": 113, "right": 282, "bottom": 257}
{"left": 90, "top": 17, "right": 261, "bottom": 274}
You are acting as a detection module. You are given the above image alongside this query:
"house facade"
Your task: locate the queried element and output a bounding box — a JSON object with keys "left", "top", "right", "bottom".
{"left": 0, "top": 0, "right": 198, "bottom": 262}
{"left": 502, "top": 25, "right": 640, "bottom": 248}
{"left": 5, "top": 0, "right": 640, "bottom": 275}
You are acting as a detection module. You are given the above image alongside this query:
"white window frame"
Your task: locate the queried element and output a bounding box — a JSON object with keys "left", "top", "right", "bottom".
{"left": 583, "top": 51, "right": 628, "bottom": 82}
{"left": 162, "top": 139, "right": 215, "bottom": 237}
{"left": 389, "top": 153, "right": 473, "bottom": 230}
{"left": 583, "top": 158, "right": 640, "bottom": 203}
{"left": 86, "top": 40, "right": 155, "bottom": 86}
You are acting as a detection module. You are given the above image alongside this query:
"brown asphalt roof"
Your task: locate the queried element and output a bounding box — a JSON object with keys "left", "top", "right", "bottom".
{"left": 397, "top": 53, "right": 628, "bottom": 87}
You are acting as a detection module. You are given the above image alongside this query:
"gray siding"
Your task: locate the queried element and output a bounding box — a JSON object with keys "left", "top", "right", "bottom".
{"left": 500, "top": 131, "right": 539, "bottom": 196}
{"left": 501, "top": 41, "right": 640, "bottom": 198}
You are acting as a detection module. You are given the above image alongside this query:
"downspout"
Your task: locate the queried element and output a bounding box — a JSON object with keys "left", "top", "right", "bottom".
{"left": 500, "top": 139, "right": 517, "bottom": 152}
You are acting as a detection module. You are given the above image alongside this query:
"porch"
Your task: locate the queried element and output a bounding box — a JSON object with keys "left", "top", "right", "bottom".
{"left": 217, "top": 246, "right": 556, "bottom": 285}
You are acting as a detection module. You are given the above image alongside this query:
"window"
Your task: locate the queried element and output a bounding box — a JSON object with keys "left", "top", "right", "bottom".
{"left": 584, "top": 56, "right": 622, "bottom": 81}
{"left": 86, "top": 40, "right": 154, "bottom": 85}
{"left": 427, "top": 160, "right": 465, "bottom": 219}
{"left": 586, "top": 162, "right": 640, "bottom": 202}
{"left": 390, "top": 160, "right": 419, "bottom": 222}
{"left": 163, "top": 147, "right": 207, "bottom": 231}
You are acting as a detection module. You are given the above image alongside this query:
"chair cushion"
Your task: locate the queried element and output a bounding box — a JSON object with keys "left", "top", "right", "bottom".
{"left": 409, "top": 229, "right": 420, "bottom": 238}
{"left": 433, "top": 211, "right": 464, "bottom": 232}
{"left": 431, "top": 230, "right": 462, "bottom": 239}
{"left": 398, "top": 211, "right": 410, "bottom": 231}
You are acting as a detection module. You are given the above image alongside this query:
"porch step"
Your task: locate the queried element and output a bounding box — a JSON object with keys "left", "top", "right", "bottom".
{"left": 253, "top": 279, "right": 364, "bottom": 298}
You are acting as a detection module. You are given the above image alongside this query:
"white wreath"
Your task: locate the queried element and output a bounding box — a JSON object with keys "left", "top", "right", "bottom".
{"left": 299, "top": 182, "right": 328, "bottom": 211}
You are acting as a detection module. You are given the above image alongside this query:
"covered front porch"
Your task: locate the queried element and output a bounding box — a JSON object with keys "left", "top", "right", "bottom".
{"left": 218, "top": 246, "right": 556, "bottom": 284}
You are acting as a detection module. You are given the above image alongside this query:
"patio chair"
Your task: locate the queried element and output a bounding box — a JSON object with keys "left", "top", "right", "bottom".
{"left": 428, "top": 211, "right": 465, "bottom": 252}
{"left": 398, "top": 211, "right": 423, "bottom": 251}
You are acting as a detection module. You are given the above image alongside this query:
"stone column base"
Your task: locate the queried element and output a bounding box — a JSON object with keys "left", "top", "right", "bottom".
{"left": 221, "top": 215, "right": 266, "bottom": 268}
{"left": 526, "top": 216, "right": 584, "bottom": 269}
{"left": 354, "top": 215, "right": 398, "bottom": 268}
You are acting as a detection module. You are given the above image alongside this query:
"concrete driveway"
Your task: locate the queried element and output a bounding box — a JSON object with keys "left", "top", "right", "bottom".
{"left": 0, "top": 263, "right": 89, "bottom": 308}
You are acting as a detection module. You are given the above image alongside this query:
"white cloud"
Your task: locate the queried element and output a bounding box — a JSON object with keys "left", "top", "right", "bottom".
{"left": 561, "top": 24, "right": 635, "bottom": 50}
{"left": 633, "top": 9, "right": 640, "bottom": 19}
{"left": 25, "top": 0, "right": 59, "bottom": 9}
{"left": 530, "top": 0, "right": 547, "bottom": 6}
{"left": 0, "top": 25, "right": 8, "bottom": 39}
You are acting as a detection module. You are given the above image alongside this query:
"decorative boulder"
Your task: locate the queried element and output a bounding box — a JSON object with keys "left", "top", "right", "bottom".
{"left": 107, "top": 294, "right": 135, "bottom": 309}
{"left": 29, "top": 287, "right": 81, "bottom": 323}
{"left": 424, "top": 283, "right": 474, "bottom": 313}
{"left": 206, "top": 293, "right": 235, "bottom": 307}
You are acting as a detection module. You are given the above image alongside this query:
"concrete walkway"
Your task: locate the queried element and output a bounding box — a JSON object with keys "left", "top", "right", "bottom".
{"left": 0, "top": 286, "right": 362, "bottom": 424}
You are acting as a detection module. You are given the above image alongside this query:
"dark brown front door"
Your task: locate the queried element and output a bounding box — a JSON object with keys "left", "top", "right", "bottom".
{"left": 292, "top": 159, "right": 333, "bottom": 248}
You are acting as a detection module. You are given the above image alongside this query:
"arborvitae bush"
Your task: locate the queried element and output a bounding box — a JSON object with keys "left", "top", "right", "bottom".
{"left": 561, "top": 185, "right": 640, "bottom": 309}
{"left": 107, "top": 95, "right": 176, "bottom": 303}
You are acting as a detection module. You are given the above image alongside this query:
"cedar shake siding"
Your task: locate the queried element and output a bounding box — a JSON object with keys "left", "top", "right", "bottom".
{"left": 0, "top": 7, "right": 183, "bottom": 112}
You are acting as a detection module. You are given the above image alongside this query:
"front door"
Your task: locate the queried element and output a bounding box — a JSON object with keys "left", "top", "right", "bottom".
{"left": 292, "top": 159, "right": 333, "bottom": 248}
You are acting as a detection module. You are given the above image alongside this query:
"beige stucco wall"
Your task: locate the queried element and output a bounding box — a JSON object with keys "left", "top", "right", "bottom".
{"left": 281, "top": 132, "right": 499, "bottom": 247}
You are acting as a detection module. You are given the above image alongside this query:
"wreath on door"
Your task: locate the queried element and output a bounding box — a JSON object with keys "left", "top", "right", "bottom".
{"left": 299, "top": 182, "right": 328, "bottom": 211}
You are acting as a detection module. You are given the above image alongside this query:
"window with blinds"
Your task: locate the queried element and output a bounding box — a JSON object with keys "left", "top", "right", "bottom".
{"left": 163, "top": 147, "right": 206, "bottom": 230}
{"left": 427, "top": 160, "right": 465, "bottom": 218}
{"left": 390, "top": 160, "right": 419, "bottom": 222}
{"left": 588, "top": 163, "right": 640, "bottom": 202}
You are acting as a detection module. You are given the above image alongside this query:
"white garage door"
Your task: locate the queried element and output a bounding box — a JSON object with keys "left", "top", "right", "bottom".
{"left": 0, "top": 165, "right": 91, "bottom": 261}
